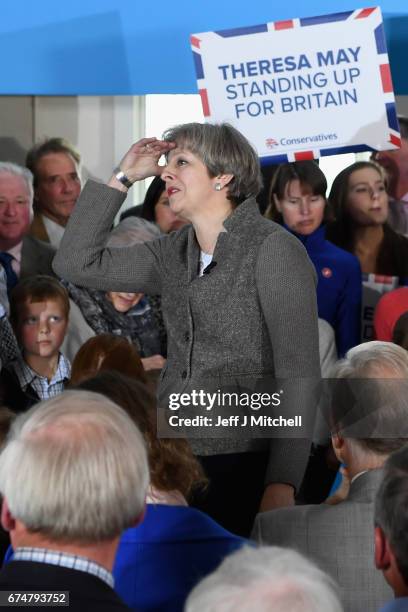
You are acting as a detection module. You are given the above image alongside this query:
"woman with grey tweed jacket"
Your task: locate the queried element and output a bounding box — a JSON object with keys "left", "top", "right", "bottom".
{"left": 53, "top": 122, "right": 321, "bottom": 536}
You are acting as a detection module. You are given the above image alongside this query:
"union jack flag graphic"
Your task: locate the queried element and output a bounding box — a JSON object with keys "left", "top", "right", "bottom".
{"left": 266, "top": 138, "right": 279, "bottom": 148}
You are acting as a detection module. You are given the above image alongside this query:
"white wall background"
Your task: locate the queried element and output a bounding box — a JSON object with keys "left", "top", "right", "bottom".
{"left": 1, "top": 93, "right": 407, "bottom": 208}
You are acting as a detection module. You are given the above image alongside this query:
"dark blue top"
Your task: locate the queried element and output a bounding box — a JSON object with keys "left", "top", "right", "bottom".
{"left": 113, "top": 504, "right": 247, "bottom": 612}
{"left": 287, "top": 225, "right": 362, "bottom": 357}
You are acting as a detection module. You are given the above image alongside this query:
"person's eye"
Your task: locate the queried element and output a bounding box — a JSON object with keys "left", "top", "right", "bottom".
{"left": 177, "top": 158, "right": 188, "bottom": 166}
{"left": 50, "top": 316, "right": 62, "bottom": 323}
{"left": 310, "top": 197, "right": 320, "bottom": 202}
{"left": 24, "top": 317, "right": 37, "bottom": 325}
{"left": 70, "top": 173, "right": 80, "bottom": 181}
{"left": 288, "top": 199, "right": 299, "bottom": 205}
{"left": 378, "top": 185, "right": 386, "bottom": 192}
{"left": 355, "top": 187, "right": 368, "bottom": 193}
{"left": 16, "top": 199, "right": 27, "bottom": 205}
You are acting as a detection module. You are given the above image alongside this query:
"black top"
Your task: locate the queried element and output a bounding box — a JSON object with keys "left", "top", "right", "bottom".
{"left": 0, "top": 561, "right": 132, "bottom": 611}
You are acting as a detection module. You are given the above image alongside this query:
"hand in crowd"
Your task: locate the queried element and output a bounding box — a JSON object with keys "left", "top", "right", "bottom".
{"left": 109, "top": 138, "right": 176, "bottom": 188}
{"left": 259, "top": 482, "right": 295, "bottom": 512}
{"left": 141, "top": 354, "right": 166, "bottom": 371}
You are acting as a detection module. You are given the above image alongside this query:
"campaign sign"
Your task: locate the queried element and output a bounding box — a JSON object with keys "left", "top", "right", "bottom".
{"left": 191, "top": 8, "right": 400, "bottom": 163}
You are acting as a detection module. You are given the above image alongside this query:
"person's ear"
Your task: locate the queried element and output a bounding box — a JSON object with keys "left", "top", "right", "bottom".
{"left": 1, "top": 498, "right": 16, "bottom": 533}
{"left": 273, "top": 194, "right": 283, "bottom": 213}
{"left": 331, "top": 433, "right": 344, "bottom": 451}
{"left": 215, "top": 174, "right": 234, "bottom": 190}
{"left": 331, "top": 433, "right": 345, "bottom": 462}
{"left": 375, "top": 525, "right": 391, "bottom": 570}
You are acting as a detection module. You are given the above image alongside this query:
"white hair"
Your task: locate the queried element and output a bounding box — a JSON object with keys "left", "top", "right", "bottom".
{"left": 330, "top": 340, "right": 408, "bottom": 379}
{"left": 0, "top": 390, "right": 149, "bottom": 542}
{"left": 185, "top": 546, "right": 343, "bottom": 612}
{"left": 329, "top": 341, "right": 408, "bottom": 458}
{"left": 0, "top": 162, "right": 34, "bottom": 209}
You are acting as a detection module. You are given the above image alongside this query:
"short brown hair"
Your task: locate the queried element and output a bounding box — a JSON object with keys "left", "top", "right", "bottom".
{"left": 26, "top": 137, "right": 81, "bottom": 186}
{"left": 75, "top": 371, "right": 207, "bottom": 499}
{"left": 10, "top": 275, "right": 70, "bottom": 328}
{"left": 265, "top": 161, "right": 330, "bottom": 224}
{"left": 69, "top": 334, "right": 147, "bottom": 386}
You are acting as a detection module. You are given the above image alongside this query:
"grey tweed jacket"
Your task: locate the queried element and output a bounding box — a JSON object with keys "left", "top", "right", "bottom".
{"left": 252, "top": 469, "right": 393, "bottom": 612}
{"left": 53, "top": 180, "right": 320, "bottom": 489}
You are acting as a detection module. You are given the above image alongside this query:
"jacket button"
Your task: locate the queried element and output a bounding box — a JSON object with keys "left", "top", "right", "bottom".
{"left": 184, "top": 332, "right": 190, "bottom": 342}
{"left": 181, "top": 370, "right": 187, "bottom": 379}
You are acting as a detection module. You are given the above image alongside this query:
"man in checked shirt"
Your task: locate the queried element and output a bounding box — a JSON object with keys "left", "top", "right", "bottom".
{"left": 0, "top": 390, "right": 148, "bottom": 610}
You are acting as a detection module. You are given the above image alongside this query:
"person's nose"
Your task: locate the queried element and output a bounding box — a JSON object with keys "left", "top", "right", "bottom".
{"left": 161, "top": 162, "right": 175, "bottom": 183}
{"left": 39, "top": 319, "right": 50, "bottom": 335}
{"left": 3, "top": 201, "right": 17, "bottom": 217}
{"left": 61, "top": 177, "right": 75, "bottom": 193}
{"left": 299, "top": 199, "right": 311, "bottom": 215}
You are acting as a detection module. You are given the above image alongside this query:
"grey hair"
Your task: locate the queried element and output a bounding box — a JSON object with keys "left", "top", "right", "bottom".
{"left": 0, "top": 162, "right": 34, "bottom": 207}
{"left": 185, "top": 546, "right": 343, "bottom": 612}
{"left": 162, "top": 122, "right": 262, "bottom": 203}
{"left": 0, "top": 390, "right": 149, "bottom": 542}
{"left": 331, "top": 340, "right": 408, "bottom": 380}
{"left": 328, "top": 341, "right": 408, "bottom": 456}
{"left": 108, "top": 217, "right": 161, "bottom": 248}
{"left": 375, "top": 445, "right": 408, "bottom": 584}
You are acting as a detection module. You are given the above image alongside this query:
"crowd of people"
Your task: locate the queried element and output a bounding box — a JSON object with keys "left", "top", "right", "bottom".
{"left": 0, "top": 117, "right": 408, "bottom": 611}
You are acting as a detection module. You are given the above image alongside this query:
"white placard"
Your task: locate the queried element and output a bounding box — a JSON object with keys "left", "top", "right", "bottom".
{"left": 191, "top": 8, "right": 400, "bottom": 162}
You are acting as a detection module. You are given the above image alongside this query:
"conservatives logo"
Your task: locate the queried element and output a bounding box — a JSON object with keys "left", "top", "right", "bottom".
{"left": 266, "top": 133, "right": 338, "bottom": 149}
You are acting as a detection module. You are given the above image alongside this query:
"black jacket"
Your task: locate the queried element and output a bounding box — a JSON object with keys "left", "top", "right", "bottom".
{"left": 0, "top": 561, "right": 131, "bottom": 611}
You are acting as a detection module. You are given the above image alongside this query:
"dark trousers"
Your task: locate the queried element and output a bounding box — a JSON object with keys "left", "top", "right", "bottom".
{"left": 191, "top": 452, "right": 269, "bottom": 538}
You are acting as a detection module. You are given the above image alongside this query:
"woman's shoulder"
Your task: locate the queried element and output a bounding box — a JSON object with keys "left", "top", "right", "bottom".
{"left": 322, "top": 237, "right": 361, "bottom": 270}
{"left": 257, "top": 223, "right": 313, "bottom": 258}
{"left": 120, "top": 503, "right": 245, "bottom": 543}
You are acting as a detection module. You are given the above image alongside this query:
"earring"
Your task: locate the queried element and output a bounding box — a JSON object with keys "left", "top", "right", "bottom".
{"left": 214, "top": 182, "right": 222, "bottom": 191}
